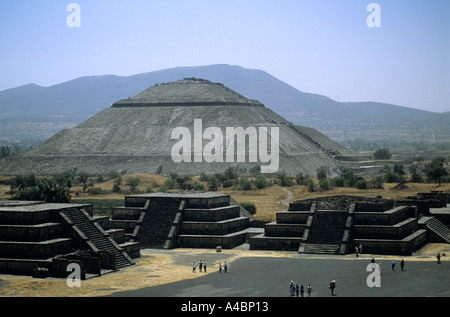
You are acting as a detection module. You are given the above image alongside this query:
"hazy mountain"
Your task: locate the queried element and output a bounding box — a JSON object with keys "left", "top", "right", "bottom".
{"left": 0, "top": 64, "right": 448, "bottom": 143}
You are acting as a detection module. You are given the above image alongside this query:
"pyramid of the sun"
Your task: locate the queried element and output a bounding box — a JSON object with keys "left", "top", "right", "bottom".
{"left": 0, "top": 78, "right": 356, "bottom": 176}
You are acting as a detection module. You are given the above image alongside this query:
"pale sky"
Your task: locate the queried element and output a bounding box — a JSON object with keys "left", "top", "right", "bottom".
{"left": 1, "top": 0, "right": 449, "bottom": 112}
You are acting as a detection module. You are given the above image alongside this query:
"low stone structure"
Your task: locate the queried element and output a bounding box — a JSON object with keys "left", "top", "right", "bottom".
{"left": 0, "top": 201, "right": 138, "bottom": 278}
{"left": 249, "top": 192, "right": 450, "bottom": 255}
{"left": 109, "top": 192, "right": 254, "bottom": 250}
{"left": 1, "top": 191, "right": 448, "bottom": 278}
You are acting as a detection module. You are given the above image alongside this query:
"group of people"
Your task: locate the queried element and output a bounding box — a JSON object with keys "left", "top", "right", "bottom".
{"left": 387, "top": 258, "right": 405, "bottom": 271}
{"left": 192, "top": 260, "right": 228, "bottom": 273}
{"left": 289, "top": 281, "right": 312, "bottom": 297}
{"left": 369, "top": 257, "right": 406, "bottom": 272}
{"left": 192, "top": 259, "right": 208, "bottom": 273}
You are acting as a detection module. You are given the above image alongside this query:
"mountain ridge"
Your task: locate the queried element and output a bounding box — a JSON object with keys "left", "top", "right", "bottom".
{"left": 0, "top": 64, "right": 448, "bottom": 143}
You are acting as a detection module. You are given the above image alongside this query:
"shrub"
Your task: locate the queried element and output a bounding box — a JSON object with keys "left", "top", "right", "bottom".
{"left": 332, "top": 176, "right": 345, "bottom": 187}
{"left": 373, "top": 148, "right": 392, "bottom": 160}
{"left": 112, "top": 176, "right": 122, "bottom": 193}
{"left": 319, "top": 178, "right": 330, "bottom": 190}
{"left": 354, "top": 178, "right": 367, "bottom": 189}
{"left": 193, "top": 183, "right": 205, "bottom": 191}
{"left": 316, "top": 166, "right": 329, "bottom": 181}
{"left": 295, "top": 172, "right": 310, "bottom": 186}
{"left": 307, "top": 180, "right": 315, "bottom": 192}
{"left": 371, "top": 176, "right": 384, "bottom": 189}
{"left": 254, "top": 174, "right": 271, "bottom": 189}
{"left": 240, "top": 177, "right": 253, "bottom": 191}
{"left": 341, "top": 167, "right": 356, "bottom": 187}
{"left": 240, "top": 202, "right": 257, "bottom": 215}
{"left": 276, "top": 170, "right": 293, "bottom": 187}
{"left": 90, "top": 187, "right": 103, "bottom": 195}
{"left": 222, "top": 179, "right": 235, "bottom": 188}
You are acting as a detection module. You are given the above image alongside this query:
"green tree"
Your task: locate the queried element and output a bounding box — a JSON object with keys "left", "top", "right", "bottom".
{"left": 295, "top": 172, "right": 310, "bottom": 186}
{"left": 77, "top": 172, "right": 90, "bottom": 192}
{"left": 319, "top": 178, "right": 330, "bottom": 190}
{"left": 332, "top": 176, "right": 345, "bottom": 187}
{"left": 316, "top": 166, "right": 329, "bottom": 181}
{"left": 0, "top": 146, "right": 11, "bottom": 158}
{"left": 126, "top": 177, "right": 140, "bottom": 193}
{"left": 354, "top": 178, "right": 367, "bottom": 189}
{"left": 254, "top": 174, "right": 271, "bottom": 189}
{"left": 224, "top": 166, "right": 239, "bottom": 180}
{"left": 408, "top": 164, "right": 422, "bottom": 183}
{"left": 250, "top": 165, "right": 261, "bottom": 177}
{"left": 207, "top": 175, "right": 219, "bottom": 191}
{"left": 393, "top": 164, "right": 405, "bottom": 175}
{"left": 240, "top": 177, "right": 253, "bottom": 191}
{"left": 276, "top": 170, "right": 293, "bottom": 187}
{"left": 341, "top": 167, "right": 356, "bottom": 187}
{"left": 113, "top": 176, "right": 122, "bottom": 192}
{"left": 373, "top": 148, "right": 392, "bottom": 160}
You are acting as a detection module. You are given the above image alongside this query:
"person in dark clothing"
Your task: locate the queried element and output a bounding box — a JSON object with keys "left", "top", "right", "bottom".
{"left": 329, "top": 280, "right": 336, "bottom": 295}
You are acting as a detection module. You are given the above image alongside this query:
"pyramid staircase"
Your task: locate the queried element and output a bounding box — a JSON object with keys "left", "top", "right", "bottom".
{"left": 60, "top": 207, "right": 133, "bottom": 269}
{"left": 299, "top": 206, "right": 352, "bottom": 255}
{"left": 424, "top": 217, "right": 450, "bottom": 243}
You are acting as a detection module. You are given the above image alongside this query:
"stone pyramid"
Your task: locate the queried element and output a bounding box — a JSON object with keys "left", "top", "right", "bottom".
{"left": 0, "top": 78, "right": 356, "bottom": 176}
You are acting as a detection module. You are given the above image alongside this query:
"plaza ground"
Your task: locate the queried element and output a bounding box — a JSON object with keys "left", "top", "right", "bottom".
{"left": 0, "top": 243, "right": 449, "bottom": 297}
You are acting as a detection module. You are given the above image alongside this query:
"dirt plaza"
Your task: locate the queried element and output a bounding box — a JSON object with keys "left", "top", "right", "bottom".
{"left": 0, "top": 243, "right": 448, "bottom": 297}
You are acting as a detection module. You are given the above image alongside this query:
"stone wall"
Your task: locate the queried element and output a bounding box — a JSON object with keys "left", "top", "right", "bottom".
{"left": 0, "top": 238, "right": 73, "bottom": 259}
{"left": 0, "top": 259, "right": 52, "bottom": 276}
{"left": 353, "top": 218, "right": 418, "bottom": 240}
{"left": 0, "top": 223, "right": 63, "bottom": 242}
{"left": 180, "top": 217, "right": 249, "bottom": 235}
{"left": 354, "top": 206, "right": 415, "bottom": 225}
{"left": 264, "top": 223, "right": 306, "bottom": 237}
{"left": 353, "top": 229, "right": 427, "bottom": 255}
{"left": 183, "top": 205, "right": 240, "bottom": 222}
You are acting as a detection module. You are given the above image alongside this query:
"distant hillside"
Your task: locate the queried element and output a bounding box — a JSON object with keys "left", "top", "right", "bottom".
{"left": 0, "top": 64, "right": 448, "bottom": 144}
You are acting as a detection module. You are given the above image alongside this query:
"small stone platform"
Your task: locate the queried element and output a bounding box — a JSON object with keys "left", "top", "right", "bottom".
{"left": 109, "top": 192, "right": 253, "bottom": 250}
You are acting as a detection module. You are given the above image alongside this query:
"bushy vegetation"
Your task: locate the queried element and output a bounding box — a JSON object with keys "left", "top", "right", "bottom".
{"left": 8, "top": 173, "right": 71, "bottom": 203}
{"left": 240, "top": 202, "right": 257, "bottom": 215}
{"left": 4, "top": 155, "right": 448, "bottom": 206}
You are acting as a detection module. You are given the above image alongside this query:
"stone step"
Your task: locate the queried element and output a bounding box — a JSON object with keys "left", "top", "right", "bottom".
{"left": 303, "top": 243, "right": 340, "bottom": 254}
{"left": 426, "top": 217, "right": 450, "bottom": 243}
{"left": 61, "top": 208, "right": 133, "bottom": 269}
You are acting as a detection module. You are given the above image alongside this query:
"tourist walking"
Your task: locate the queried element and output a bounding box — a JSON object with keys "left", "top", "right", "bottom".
{"left": 224, "top": 261, "right": 228, "bottom": 273}
{"left": 391, "top": 259, "right": 396, "bottom": 271}
{"left": 355, "top": 246, "right": 359, "bottom": 257}
{"left": 192, "top": 262, "right": 196, "bottom": 273}
{"left": 203, "top": 260, "right": 207, "bottom": 272}
{"left": 300, "top": 285, "right": 304, "bottom": 297}
{"left": 329, "top": 280, "right": 336, "bottom": 295}
{"left": 437, "top": 253, "right": 441, "bottom": 264}
{"left": 218, "top": 262, "right": 222, "bottom": 273}
{"left": 295, "top": 284, "right": 299, "bottom": 297}
{"left": 400, "top": 259, "right": 405, "bottom": 271}
{"left": 289, "top": 281, "right": 294, "bottom": 296}
{"left": 307, "top": 283, "right": 312, "bottom": 297}
{"left": 199, "top": 259, "right": 203, "bottom": 272}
